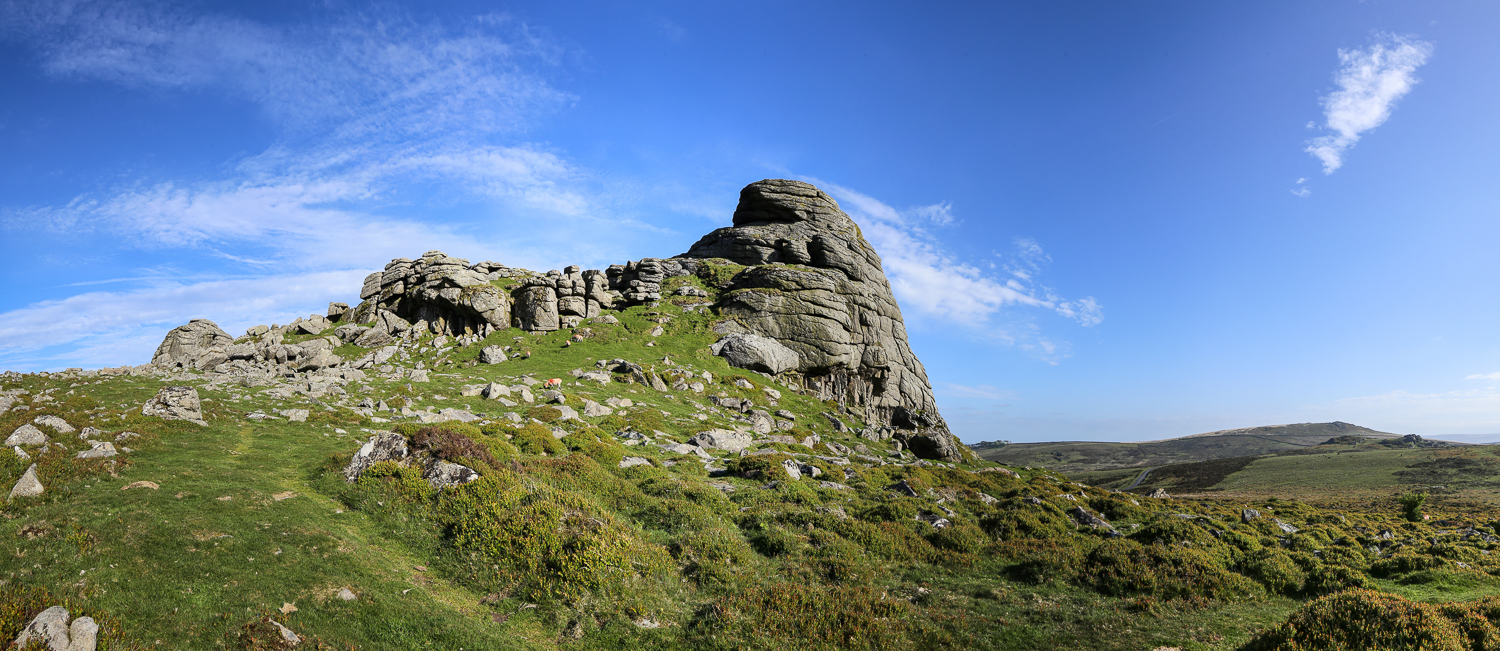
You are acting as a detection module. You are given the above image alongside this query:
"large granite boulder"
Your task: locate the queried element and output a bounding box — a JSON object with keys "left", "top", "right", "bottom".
{"left": 678, "top": 179, "right": 950, "bottom": 439}
{"left": 151, "top": 319, "right": 234, "bottom": 370}
{"left": 710, "top": 333, "right": 799, "bottom": 375}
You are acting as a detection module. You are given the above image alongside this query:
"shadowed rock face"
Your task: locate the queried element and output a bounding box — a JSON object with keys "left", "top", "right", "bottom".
{"left": 151, "top": 319, "right": 234, "bottom": 370}
{"left": 679, "top": 179, "right": 950, "bottom": 443}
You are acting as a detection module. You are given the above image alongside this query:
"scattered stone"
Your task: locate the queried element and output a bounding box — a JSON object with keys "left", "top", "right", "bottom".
{"left": 280, "top": 409, "right": 310, "bottom": 422}
{"left": 269, "top": 619, "right": 301, "bottom": 646}
{"left": 904, "top": 432, "right": 965, "bottom": 464}
{"left": 13, "top": 606, "right": 94, "bottom": 651}
{"left": 122, "top": 481, "right": 160, "bottom": 491}
{"left": 915, "top": 511, "right": 951, "bottom": 529}
{"left": 272, "top": 491, "right": 297, "bottom": 501}
{"left": 354, "top": 327, "right": 394, "bottom": 348}
{"left": 76, "top": 442, "right": 117, "bottom": 459}
{"left": 8, "top": 464, "right": 43, "bottom": 499}
{"left": 141, "top": 386, "right": 207, "bottom": 426}
{"left": 34, "top": 415, "right": 75, "bottom": 434}
{"left": 582, "top": 400, "right": 613, "bottom": 417}
{"left": 1241, "top": 508, "right": 1261, "bottom": 524}
{"left": 1069, "top": 506, "right": 1118, "bottom": 535}
{"left": 409, "top": 369, "right": 430, "bottom": 383}
{"left": 659, "top": 442, "right": 710, "bottom": 459}
{"left": 479, "top": 346, "right": 507, "bottom": 364}
{"left": 888, "top": 480, "right": 919, "bottom": 497}
{"left": 686, "top": 428, "right": 753, "bottom": 453}
{"left": 619, "top": 456, "right": 651, "bottom": 469}
{"left": 344, "top": 432, "right": 409, "bottom": 482}
{"left": 424, "top": 461, "right": 480, "bottom": 489}
{"left": 338, "top": 588, "right": 357, "bottom": 601}
{"left": 5, "top": 424, "right": 48, "bottom": 447}
{"left": 1147, "top": 488, "right": 1170, "bottom": 499}
{"left": 975, "top": 466, "right": 1019, "bottom": 478}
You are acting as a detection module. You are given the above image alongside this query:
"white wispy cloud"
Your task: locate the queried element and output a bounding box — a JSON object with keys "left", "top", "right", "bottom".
{"left": 810, "top": 179, "right": 1100, "bottom": 362}
{"left": 0, "top": 1, "right": 663, "bottom": 370}
{"left": 1305, "top": 33, "right": 1432, "bottom": 174}
{"left": 0, "top": 270, "right": 370, "bottom": 370}
{"left": 1466, "top": 372, "right": 1500, "bottom": 380}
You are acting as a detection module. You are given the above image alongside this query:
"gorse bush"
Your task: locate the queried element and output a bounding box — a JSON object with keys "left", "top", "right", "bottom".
{"left": 512, "top": 422, "right": 566, "bottom": 456}
{"left": 692, "top": 583, "right": 910, "bottom": 650}
{"left": 1081, "top": 538, "right": 1262, "bottom": 602}
{"left": 445, "top": 474, "right": 671, "bottom": 600}
{"left": 1241, "top": 589, "right": 1470, "bottom": 651}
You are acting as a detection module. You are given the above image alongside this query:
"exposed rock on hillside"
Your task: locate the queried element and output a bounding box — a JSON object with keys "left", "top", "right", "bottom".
{"left": 678, "top": 179, "right": 951, "bottom": 451}
{"left": 151, "top": 319, "right": 234, "bottom": 370}
{"left": 355, "top": 252, "right": 515, "bottom": 336}
{"left": 143, "top": 180, "right": 960, "bottom": 461}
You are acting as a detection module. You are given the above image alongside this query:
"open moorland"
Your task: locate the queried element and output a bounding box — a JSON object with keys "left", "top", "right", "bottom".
{"left": 6, "top": 182, "right": 1500, "bottom": 651}
{"left": 975, "top": 422, "right": 1408, "bottom": 474}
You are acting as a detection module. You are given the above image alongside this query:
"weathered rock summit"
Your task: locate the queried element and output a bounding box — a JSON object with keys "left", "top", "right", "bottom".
{"left": 146, "top": 179, "right": 962, "bottom": 461}
{"left": 679, "top": 179, "right": 949, "bottom": 441}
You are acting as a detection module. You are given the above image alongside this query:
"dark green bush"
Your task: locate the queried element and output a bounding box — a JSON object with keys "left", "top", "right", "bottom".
{"left": 512, "top": 422, "right": 566, "bottom": 456}
{"left": 525, "top": 405, "right": 563, "bottom": 423}
{"left": 728, "top": 453, "right": 792, "bottom": 481}
{"left": 690, "top": 583, "right": 911, "bottom": 650}
{"left": 1080, "top": 539, "right": 1261, "bottom": 601}
{"left": 445, "top": 476, "right": 671, "bottom": 599}
{"left": 1242, "top": 589, "right": 1467, "bottom": 651}
{"left": 1237, "top": 548, "right": 1307, "bottom": 596}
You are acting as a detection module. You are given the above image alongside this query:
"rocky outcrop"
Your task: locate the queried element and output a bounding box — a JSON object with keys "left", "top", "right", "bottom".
{"left": 678, "top": 179, "right": 954, "bottom": 455}
{"left": 151, "top": 319, "right": 234, "bottom": 370}
{"left": 355, "top": 251, "right": 513, "bottom": 337}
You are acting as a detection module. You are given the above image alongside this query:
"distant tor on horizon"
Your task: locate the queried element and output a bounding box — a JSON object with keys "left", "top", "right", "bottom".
{"left": 971, "top": 421, "right": 1413, "bottom": 474}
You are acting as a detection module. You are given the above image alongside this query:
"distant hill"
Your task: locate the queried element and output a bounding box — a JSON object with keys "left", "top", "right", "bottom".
{"left": 973, "top": 421, "right": 1404, "bottom": 473}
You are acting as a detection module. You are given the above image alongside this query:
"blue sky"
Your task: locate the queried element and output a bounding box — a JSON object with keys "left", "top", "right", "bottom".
{"left": 3, "top": 1, "right": 1500, "bottom": 444}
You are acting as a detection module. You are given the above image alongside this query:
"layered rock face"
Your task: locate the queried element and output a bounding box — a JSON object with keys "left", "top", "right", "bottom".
{"left": 679, "top": 179, "right": 948, "bottom": 437}
{"left": 356, "top": 252, "right": 514, "bottom": 337}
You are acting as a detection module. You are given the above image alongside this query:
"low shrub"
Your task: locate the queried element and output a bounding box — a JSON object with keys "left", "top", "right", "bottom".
{"left": 409, "top": 425, "right": 497, "bottom": 472}
{"left": 1238, "top": 548, "right": 1307, "bottom": 596}
{"left": 1371, "top": 550, "right": 1450, "bottom": 578}
{"left": 979, "top": 501, "right": 1074, "bottom": 541}
{"left": 728, "top": 453, "right": 792, "bottom": 481}
{"left": 447, "top": 478, "right": 671, "bottom": 599}
{"left": 995, "top": 538, "right": 1091, "bottom": 585}
{"left": 672, "top": 524, "right": 757, "bottom": 587}
{"left": 512, "top": 422, "right": 566, "bottom": 456}
{"left": 1241, "top": 589, "right": 1467, "bottom": 651}
{"left": 1080, "top": 538, "right": 1261, "bottom": 601}
{"left": 525, "top": 405, "right": 563, "bottom": 423}
{"left": 1302, "top": 564, "right": 1372, "bottom": 597}
{"left": 691, "top": 583, "right": 910, "bottom": 650}
{"left": 830, "top": 519, "right": 938, "bottom": 563}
